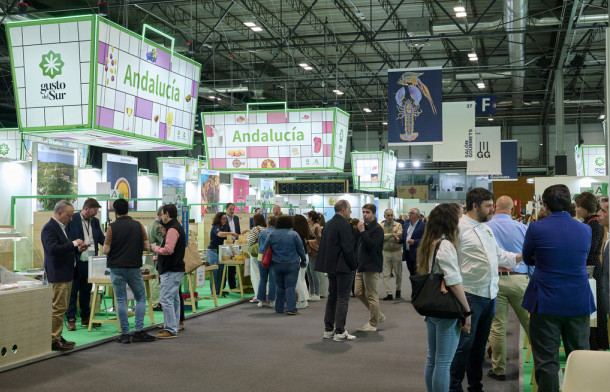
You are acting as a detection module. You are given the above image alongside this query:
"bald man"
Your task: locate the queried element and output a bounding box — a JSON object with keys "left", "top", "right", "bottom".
{"left": 484, "top": 196, "right": 531, "bottom": 381}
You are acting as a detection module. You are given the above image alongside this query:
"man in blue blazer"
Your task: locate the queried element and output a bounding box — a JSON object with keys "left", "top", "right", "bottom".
{"left": 522, "top": 185, "right": 596, "bottom": 392}
{"left": 396, "top": 208, "right": 426, "bottom": 298}
{"left": 65, "top": 198, "right": 106, "bottom": 330}
{"left": 42, "top": 200, "right": 87, "bottom": 351}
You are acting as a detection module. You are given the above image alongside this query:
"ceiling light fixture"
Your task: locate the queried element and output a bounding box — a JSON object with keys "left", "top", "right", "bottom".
{"left": 243, "top": 22, "right": 256, "bottom": 27}
{"left": 299, "top": 63, "right": 308, "bottom": 67}
{"left": 382, "top": 122, "right": 388, "bottom": 125}
{"left": 413, "top": 160, "right": 421, "bottom": 168}
{"left": 303, "top": 66, "right": 313, "bottom": 70}
{"left": 456, "top": 11, "right": 467, "bottom": 18}
{"left": 251, "top": 27, "right": 263, "bottom": 32}
{"left": 468, "top": 53, "right": 478, "bottom": 61}
{"left": 363, "top": 108, "right": 372, "bottom": 113}
{"left": 454, "top": 5, "right": 466, "bottom": 13}
{"left": 209, "top": 96, "right": 216, "bottom": 99}
{"left": 488, "top": 117, "right": 494, "bottom": 121}
{"left": 477, "top": 82, "right": 485, "bottom": 89}
{"left": 398, "top": 162, "right": 406, "bottom": 168}
{"left": 98, "top": 1, "right": 109, "bottom": 17}
{"left": 332, "top": 89, "right": 344, "bottom": 95}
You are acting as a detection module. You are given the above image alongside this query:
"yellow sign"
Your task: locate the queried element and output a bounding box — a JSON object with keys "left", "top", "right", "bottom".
{"left": 397, "top": 185, "right": 429, "bottom": 200}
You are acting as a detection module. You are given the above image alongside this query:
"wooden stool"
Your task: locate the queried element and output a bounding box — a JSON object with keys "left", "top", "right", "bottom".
{"left": 185, "top": 265, "right": 219, "bottom": 311}
{"left": 88, "top": 275, "right": 156, "bottom": 332}
{"left": 219, "top": 259, "right": 247, "bottom": 298}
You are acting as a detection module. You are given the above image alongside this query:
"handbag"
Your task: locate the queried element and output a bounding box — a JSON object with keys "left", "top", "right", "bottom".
{"left": 261, "top": 233, "right": 274, "bottom": 268}
{"left": 184, "top": 242, "right": 203, "bottom": 274}
{"left": 409, "top": 239, "right": 465, "bottom": 319}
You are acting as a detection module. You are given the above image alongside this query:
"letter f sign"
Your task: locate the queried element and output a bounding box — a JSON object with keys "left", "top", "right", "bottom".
{"left": 482, "top": 98, "right": 490, "bottom": 112}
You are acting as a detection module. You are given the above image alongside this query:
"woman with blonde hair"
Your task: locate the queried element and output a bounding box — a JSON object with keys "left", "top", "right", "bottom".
{"left": 417, "top": 203, "right": 471, "bottom": 392}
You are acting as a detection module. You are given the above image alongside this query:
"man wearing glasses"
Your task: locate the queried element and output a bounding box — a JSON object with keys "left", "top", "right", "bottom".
{"left": 397, "top": 208, "right": 426, "bottom": 280}
{"left": 66, "top": 198, "right": 106, "bottom": 330}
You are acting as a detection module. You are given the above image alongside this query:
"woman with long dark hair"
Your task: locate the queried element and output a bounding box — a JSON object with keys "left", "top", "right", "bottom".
{"left": 259, "top": 216, "right": 307, "bottom": 315}
{"left": 306, "top": 211, "right": 323, "bottom": 301}
{"left": 417, "top": 203, "right": 471, "bottom": 392}
{"left": 293, "top": 214, "right": 314, "bottom": 309}
{"left": 575, "top": 191, "right": 607, "bottom": 350}
{"left": 206, "top": 212, "right": 239, "bottom": 296}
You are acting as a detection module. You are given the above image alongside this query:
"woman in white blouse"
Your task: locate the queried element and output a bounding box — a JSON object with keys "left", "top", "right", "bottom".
{"left": 417, "top": 203, "right": 472, "bottom": 392}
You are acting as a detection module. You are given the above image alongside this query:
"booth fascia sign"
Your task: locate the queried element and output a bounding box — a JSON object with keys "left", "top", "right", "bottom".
{"left": 351, "top": 150, "right": 398, "bottom": 192}
{"left": 0, "top": 128, "right": 24, "bottom": 161}
{"left": 5, "top": 15, "right": 201, "bottom": 152}
{"left": 575, "top": 145, "right": 606, "bottom": 176}
{"left": 157, "top": 156, "right": 207, "bottom": 182}
{"left": 201, "top": 105, "right": 350, "bottom": 173}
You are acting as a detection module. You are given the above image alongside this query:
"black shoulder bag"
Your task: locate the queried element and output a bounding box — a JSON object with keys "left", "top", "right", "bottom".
{"left": 410, "top": 239, "right": 465, "bottom": 319}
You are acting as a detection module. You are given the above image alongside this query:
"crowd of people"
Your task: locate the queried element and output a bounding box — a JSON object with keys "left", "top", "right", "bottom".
{"left": 41, "top": 186, "right": 608, "bottom": 392}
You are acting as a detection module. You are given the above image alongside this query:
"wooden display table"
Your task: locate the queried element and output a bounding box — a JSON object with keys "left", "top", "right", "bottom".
{"left": 218, "top": 259, "right": 253, "bottom": 298}
{"left": 87, "top": 275, "right": 156, "bottom": 332}
{"left": 185, "top": 265, "right": 219, "bottom": 310}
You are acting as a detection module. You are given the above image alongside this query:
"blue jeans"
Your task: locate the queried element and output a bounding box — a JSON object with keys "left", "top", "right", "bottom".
{"left": 159, "top": 271, "right": 184, "bottom": 334}
{"left": 306, "top": 255, "right": 319, "bottom": 295}
{"left": 425, "top": 317, "right": 460, "bottom": 392}
{"left": 206, "top": 249, "right": 223, "bottom": 295}
{"left": 449, "top": 293, "right": 496, "bottom": 392}
{"left": 270, "top": 262, "right": 299, "bottom": 313}
{"left": 110, "top": 268, "right": 147, "bottom": 334}
{"left": 257, "top": 260, "right": 276, "bottom": 302}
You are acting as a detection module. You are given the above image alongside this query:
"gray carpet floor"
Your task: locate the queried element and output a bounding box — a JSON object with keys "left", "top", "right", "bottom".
{"left": 0, "top": 278, "right": 522, "bottom": 391}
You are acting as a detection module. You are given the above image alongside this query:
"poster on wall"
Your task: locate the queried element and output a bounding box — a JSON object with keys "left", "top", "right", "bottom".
{"left": 200, "top": 169, "right": 220, "bottom": 217}
{"left": 575, "top": 145, "right": 607, "bottom": 176}
{"left": 432, "top": 102, "right": 475, "bottom": 161}
{"left": 0, "top": 129, "right": 22, "bottom": 160}
{"left": 103, "top": 153, "right": 138, "bottom": 210}
{"left": 466, "top": 127, "right": 502, "bottom": 175}
{"left": 489, "top": 141, "right": 518, "bottom": 181}
{"left": 260, "top": 178, "right": 275, "bottom": 203}
{"left": 232, "top": 174, "right": 249, "bottom": 213}
{"left": 161, "top": 163, "right": 186, "bottom": 208}
{"left": 397, "top": 185, "right": 429, "bottom": 200}
{"left": 388, "top": 68, "right": 443, "bottom": 146}
{"left": 34, "top": 143, "right": 78, "bottom": 210}
{"left": 202, "top": 107, "right": 349, "bottom": 172}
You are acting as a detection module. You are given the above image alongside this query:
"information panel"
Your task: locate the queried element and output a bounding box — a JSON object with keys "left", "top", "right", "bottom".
{"left": 202, "top": 108, "right": 349, "bottom": 172}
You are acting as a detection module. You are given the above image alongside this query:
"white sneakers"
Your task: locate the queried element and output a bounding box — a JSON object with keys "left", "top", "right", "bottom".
{"left": 296, "top": 300, "right": 308, "bottom": 309}
{"left": 257, "top": 301, "right": 265, "bottom": 308}
{"left": 308, "top": 295, "right": 321, "bottom": 302}
{"left": 333, "top": 330, "right": 357, "bottom": 342}
{"left": 357, "top": 323, "right": 377, "bottom": 332}
{"left": 323, "top": 330, "right": 335, "bottom": 339}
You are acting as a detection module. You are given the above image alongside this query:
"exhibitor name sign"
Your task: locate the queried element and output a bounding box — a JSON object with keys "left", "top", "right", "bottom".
{"left": 202, "top": 108, "right": 349, "bottom": 172}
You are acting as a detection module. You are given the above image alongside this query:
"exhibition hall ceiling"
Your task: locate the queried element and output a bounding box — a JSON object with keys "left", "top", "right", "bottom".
{"left": 0, "top": 0, "right": 607, "bottom": 137}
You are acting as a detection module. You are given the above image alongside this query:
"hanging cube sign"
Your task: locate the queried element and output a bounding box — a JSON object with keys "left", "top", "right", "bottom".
{"left": 202, "top": 107, "right": 349, "bottom": 172}
{"left": 351, "top": 151, "right": 398, "bottom": 192}
{"left": 5, "top": 15, "right": 201, "bottom": 152}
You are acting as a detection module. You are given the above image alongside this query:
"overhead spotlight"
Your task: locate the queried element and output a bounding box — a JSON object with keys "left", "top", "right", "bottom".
{"left": 456, "top": 11, "right": 467, "bottom": 18}
{"left": 488, "top": 117, "right": 493, "bottom": 121}
{"left": 243, "top": 22, "right": 257, "bottom": 27}
{"left": 477, "top": 81, "right": 485, "bottom": 89}
{"left": 382, "top": 122, "right": 388, "bottom": 125}
{"left": 303, "top": 66, "right": 313, "bottom": 70}
{"left": 398, "top": 162, "right": 406, "bottom": 168}
{"left": 454, "top": 2, "right": 467, "bottom": 17}
{"left": 363, "top": 108, "right": 372, "bottom": 113}
{"left": 299, "top": 63, "right": 309, "bottom": 67}
{"left": 18, "top": 1, "right": 28, "bottom": 16}
{"left": 187, "top": 41, "right": 196, "bottom": 54}
{"left": 413, "top": 160, "right": 421, "bottom": 168}
{"left": 598, "top": 113, "right": 606, "bottom": 120}
{"left": 251, "top": 27, "right": 263, "bottom": 32}
{"left": 332, "top": 89, "right": 344, "bottom": 95}
{"left": 468, "top": 53, "right": 478, "bottom": 61}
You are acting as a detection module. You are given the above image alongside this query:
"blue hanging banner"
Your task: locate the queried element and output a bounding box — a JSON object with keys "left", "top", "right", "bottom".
{"left": 182, "top": 205, "right": 190, "bottom": 244}
{"left": 489, "top": 140, "right": 518, "bottom": 181}
{"left": 388, "top": 68, "right": 443, "bottom": 146}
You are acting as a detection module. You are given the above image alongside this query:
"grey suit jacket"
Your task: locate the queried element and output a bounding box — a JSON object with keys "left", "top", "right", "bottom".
{"left": 602, "top": 243, "right": 609, "bottom": 315}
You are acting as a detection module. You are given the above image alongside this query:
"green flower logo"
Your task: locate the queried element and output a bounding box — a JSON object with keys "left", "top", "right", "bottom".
{"left": 39, "top": 50, "right": 64, "bottom": 79}
{"left": 595, "top": 157, "right": 605, "bottom": 167}
{"left": 0, "top": 143, "right": 9, "bottom": 156}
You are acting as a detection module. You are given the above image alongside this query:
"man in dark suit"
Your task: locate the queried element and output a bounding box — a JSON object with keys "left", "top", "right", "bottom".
{"left": 225, "top": 203, "right": 241, "bottom": 289}
{"left": 315, "top": 199, "right": 357, "bottom": 342}
{"left": 65, "top": 198, "right": 105, "bottom": 330}
{"left": 522, "top": 185, "right": 595, "bottom": 392}
{"left": 42, "top": 200, "right": 87, "bottom": 351}
{"left": 597, "top": 198, "right": 609, "bottom": 320}
{"left": 395, "top": 208, "right": 426, "bottom": 292}
{"left": 250, "top": 208, "right": 262, "bottom": 229}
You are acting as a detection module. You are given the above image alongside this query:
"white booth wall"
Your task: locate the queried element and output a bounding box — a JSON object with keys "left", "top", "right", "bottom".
{"left": 0, "top": 161, "right": 32, "bottom": 227}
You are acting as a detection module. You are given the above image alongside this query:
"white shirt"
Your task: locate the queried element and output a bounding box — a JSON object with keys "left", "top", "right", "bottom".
{"left": 406, "top": 220, "right": 419, "bottom": 250}
{"left": 429, "top": 240, "right": 462, "bottom": 287}
{"left": 458, "top": 215, "right": 518, "bottom": 298}
{"left": 227, "top": 215, "right": 236, "bottom": 233}
{"left": 80, "top": 215, "right": 93, "bottom": 261}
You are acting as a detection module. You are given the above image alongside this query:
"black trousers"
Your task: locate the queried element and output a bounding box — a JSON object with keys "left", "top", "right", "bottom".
{"left": 405, "top": 252, "right": 417, "bottom": 277}
{"left": 529, "top": 312, "right": 590, "bottom": 392}
{"left": 324, "top": 272, "right": 354, "bottom": 334}
{"left": 66, "top": 261, "right": 92, "bottom": 321}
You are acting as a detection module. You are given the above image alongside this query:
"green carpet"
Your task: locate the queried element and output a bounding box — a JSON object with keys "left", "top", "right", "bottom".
{"left": 63, "top": 277, "right": 252, "bottom": 346}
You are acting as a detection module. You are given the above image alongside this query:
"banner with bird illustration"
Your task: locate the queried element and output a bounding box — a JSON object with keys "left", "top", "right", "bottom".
{"left": 388, "top": 68, "right": 443, "bottom": 145}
